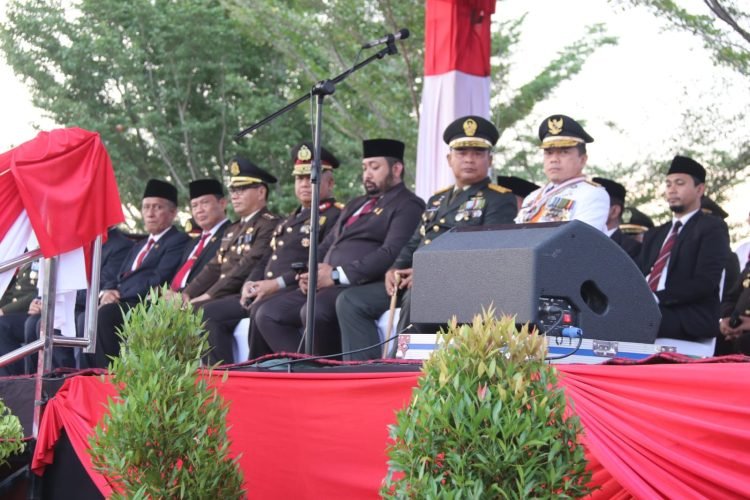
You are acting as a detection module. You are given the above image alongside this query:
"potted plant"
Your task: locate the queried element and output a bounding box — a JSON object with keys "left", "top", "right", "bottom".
{"left": 88, "top": 288, "right": 244, "bottom": 498}
{"left": 382, "top": 309, "right": 591, "bottom": 498}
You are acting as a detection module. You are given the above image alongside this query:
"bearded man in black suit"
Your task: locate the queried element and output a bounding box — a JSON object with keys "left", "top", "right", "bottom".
{"left": 638, "top": 156, "right": 730, "bottom": 356}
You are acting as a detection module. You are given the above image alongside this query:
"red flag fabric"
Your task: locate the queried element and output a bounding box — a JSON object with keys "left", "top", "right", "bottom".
{"left": 0, "top": 128, "right": 124, "bottom": 258}
{"left": 31, "top": 359, "right": 750, "bottom": 498}
{"left": 424, "top": 0, "right": 495, "bottom": 76}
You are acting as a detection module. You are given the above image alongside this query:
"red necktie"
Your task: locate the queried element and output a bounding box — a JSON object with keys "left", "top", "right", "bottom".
{"left": 170, "top": 232, "right": 211, "bottom": 291}
{"left": 647, "top": 221, "right": 682, "bottom": 292}
{"left": 345, "top": 198, "right": 377, "bottom": 228}
{"left": 133, "top": 238, "right": 155, "bottom": 270}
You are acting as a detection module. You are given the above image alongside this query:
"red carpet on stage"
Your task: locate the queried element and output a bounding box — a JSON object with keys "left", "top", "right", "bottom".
{"left": 31, "top": 359, "right": 750, "bottom": 499}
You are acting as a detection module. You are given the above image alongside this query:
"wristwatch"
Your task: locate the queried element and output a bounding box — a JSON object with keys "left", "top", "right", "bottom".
{"left": 331, "top": 269, "right": 341, "bottom": 285}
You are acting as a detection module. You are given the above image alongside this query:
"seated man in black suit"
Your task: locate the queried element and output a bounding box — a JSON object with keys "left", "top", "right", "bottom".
{"left": 637, "top": 156, "right": 730, "bottom": 356}
{"left": 93, "top": 179, "right": 190, "bottom": 368}
{"left": 250, "top": 139, "right": 426, "bottom": 358}
{"left": 165, "top": 178, "right": 230, "bottom": 295}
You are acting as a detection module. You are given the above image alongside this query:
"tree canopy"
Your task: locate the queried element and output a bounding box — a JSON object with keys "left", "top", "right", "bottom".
{"left": 2, "top": 0, "right": 616, "bottom": 227}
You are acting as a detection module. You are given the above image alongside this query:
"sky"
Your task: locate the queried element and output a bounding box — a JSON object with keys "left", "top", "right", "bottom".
{"left": 1, "top": 0, "right": 748, "bottom": 240}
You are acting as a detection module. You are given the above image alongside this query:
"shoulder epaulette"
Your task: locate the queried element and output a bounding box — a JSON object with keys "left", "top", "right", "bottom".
{"left": 334, "top": 201, "right": 345, "bottom": 209}
{"left": 262, "top": 212, "right": 280, "bottom": 220}
{"left": 319, "top": 201, "right": 332, "bottom": 211}
{"left": 586, "top": 179, "right": 601, "bottom": 187}
{"left": 488, "top": 183, "right": 511, "bottom": 194}
{"left": 434, "top": 185, "right": 452, "bottom": 195}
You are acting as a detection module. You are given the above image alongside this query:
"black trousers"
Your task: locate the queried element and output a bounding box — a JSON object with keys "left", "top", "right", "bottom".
{"left": 201, "top": 294, "right": 246, "bottom": 366}
{"left": 0, "top": 313, "right": 29, "bottom": 376}
{"left": 250, "top": 286, "right": 345, "bottom": 358}
{"left": 94, "top": 300, "right": 137, "bottom": 368}
{"left": 0, "top": 313, "right": 75, "bottom": 376}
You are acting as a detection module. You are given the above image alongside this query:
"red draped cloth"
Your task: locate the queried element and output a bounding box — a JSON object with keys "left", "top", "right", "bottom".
{"left": 32, "top": 361, "right": 750, "bottom": 498}
{"left": 0, "top": 128, "right": 124, "bottom": 257}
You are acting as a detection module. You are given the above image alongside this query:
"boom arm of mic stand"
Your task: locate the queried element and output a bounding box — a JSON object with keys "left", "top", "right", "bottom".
{"left": 233, "top": 43, "right": 397, "bottom": 141}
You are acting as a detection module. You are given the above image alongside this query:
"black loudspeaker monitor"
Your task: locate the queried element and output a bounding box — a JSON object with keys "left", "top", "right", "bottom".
{"left": 411, "top": 221, "right": 661, "bottom": 344}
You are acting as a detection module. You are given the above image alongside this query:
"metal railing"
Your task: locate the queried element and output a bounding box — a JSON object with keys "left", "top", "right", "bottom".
{"left": 0, "top": 235, "right": 102, "bottom": 438}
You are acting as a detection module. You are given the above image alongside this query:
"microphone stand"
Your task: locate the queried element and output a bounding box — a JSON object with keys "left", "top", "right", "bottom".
{"left": 235, "top": 40, "right": 400, "bottom": 355}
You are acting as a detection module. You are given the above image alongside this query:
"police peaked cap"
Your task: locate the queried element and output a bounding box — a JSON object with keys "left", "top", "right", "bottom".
{"left": 291, "top": 142, "right": 340, "bottom": 176}
{"left": 227, "top": 156, "right": 277, "bottom": 187}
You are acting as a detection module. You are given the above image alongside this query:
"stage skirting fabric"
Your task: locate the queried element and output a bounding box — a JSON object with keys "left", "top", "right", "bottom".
{"left": 31, "top": 361, "right": 750, "bottom": 498}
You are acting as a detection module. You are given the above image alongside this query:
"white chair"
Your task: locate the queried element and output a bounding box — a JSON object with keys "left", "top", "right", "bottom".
{"left": 232, "top": 318, "right": 251, "bottom": 363}
{"left": 376, "top": 308, "right": 400, "bottom": 358}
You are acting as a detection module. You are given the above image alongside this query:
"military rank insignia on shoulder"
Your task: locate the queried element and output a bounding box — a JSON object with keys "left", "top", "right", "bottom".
{"left": 488, "top": 183, "right": 511, "bottom": 194}
{"left": 262, "top": 212, "right": 279, "bottom": 220}
{"left": 434, "top": 185, "right": 452, "bottom": 195}
{"left": 335, "top": 201, "right": 345, "bottom": 209}
{"left": 585, "top": 180, "right": 601, "bottom": 187}
{"left": 319, "top": 201, "right": 332, "bottom": 211}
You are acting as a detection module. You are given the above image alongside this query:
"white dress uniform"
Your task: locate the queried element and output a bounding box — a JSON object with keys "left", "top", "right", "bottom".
{"left": 515, "top": 176, "right": 609, "bottom": 232}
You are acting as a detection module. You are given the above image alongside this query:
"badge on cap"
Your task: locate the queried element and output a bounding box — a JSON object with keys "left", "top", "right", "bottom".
{"left": 548, "top": 117, "right": 563, "bottom": 135}
{"left": 463, "top": 118, "right": 477, "bottom": 137}
{"left": 297, "top": 145, "right": 312, "bottom": 161}
{"left": 230, "top": 161, "right": 240, "bottom": 176}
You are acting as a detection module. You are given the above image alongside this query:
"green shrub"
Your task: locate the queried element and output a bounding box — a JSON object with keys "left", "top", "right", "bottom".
{"left": 0, "top": 399, "right": 25, "bottom": 466}
{"left": 88, "top": 287, "right": 244, "bottom": 499}
{"left": 382, "top": 310, "right": 591, "bottom": 499}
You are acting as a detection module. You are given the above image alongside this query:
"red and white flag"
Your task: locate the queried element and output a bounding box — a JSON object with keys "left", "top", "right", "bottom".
{"left": 0, "top": 128, "right": 124, "bottom": 334}
{"left": 416, "top": 0, "right": 495, "bottom": 199}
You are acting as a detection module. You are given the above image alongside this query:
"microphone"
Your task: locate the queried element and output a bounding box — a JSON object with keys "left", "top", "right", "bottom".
{"left": 362, "top": 28, "right": 410, "bottom": 49}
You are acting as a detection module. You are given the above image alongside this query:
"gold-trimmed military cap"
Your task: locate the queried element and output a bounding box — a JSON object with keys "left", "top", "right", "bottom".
{"left": 443, "top": 115, "right": 499, "bottom": 149}
{"left": 227, "top": 156, "right": 277, "bottom": 188}
{"left": 291, "top": 142, "right": 340, "bottom": 176}
{"left": 538, "top": 114, "right": 594, "bottom": 149}
{"left": 620, "top": 206, "right": 654, "bottom": 235}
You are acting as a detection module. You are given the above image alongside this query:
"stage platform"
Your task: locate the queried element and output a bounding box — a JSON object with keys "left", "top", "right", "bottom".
{"left": 2, "top": 354, "right": 750, "bottom": 499}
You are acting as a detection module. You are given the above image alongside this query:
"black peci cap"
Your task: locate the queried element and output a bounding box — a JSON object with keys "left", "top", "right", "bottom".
{"left": 496, "top": 176, "right": 540, "bottom": 198}
{"left": 189, "top": 178, "right": 224, "bottom": 199}
{"left": 227, "top": 156, "right": 277, "bottom": 188}
{"left": 538, "top": 114, "right": 594, "bottom": 149}
{"left": 443, "top": 115, "right": 499, "bottom": 149}
{"left": 291, "top": 142, "right": 340, "bottom": 176}
{"left": 143, "top": 179, "right": 178, "bottom": 205}
{"left": 592, "top": 177, "right": 627, "bottom": 204}
{"left": 667, "top": 155, "right": 706, "bottom": 183}
{"left": 363, "top": 139, "right": 405, "bottom": 161}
